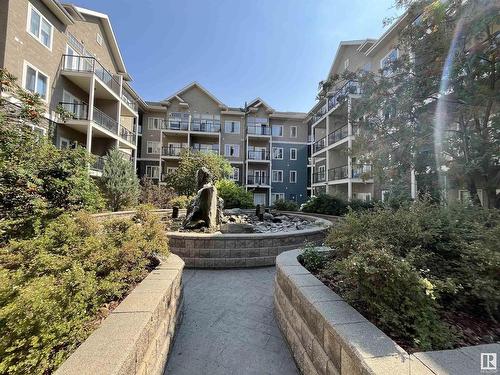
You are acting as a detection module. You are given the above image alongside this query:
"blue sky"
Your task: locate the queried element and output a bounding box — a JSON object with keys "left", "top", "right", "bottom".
{"left": 76, "top": 0, "right": 401, "bottom": 112}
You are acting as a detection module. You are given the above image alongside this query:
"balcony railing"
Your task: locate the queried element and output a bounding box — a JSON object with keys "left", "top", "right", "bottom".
{"left": 247, "top": 125, "right": 272, "bottom": 136}
{"left": 352, "top": 164, "right": 373, "bottom": 179}
{"left": 312, "top": 171, "right": 326, "bottom": 183}
{"left": 162, "top": 146, "right": 185, "bottom": 157}
{"left": 59, "top": 102, "right": 88, "bottom": 120}
{"left": 120, "top": 126, "right": 135, "bottom": 144}
{"left": 248, "top": 150, "right": 270, "bottom": 160}
{"left": 308, "top": 80, "right": 361, "bottom": 126}
{"left": 313, "top": 137, "right": 326, "bottom": 153}
{"left": 190, "top": 120, "right": 220, "bottom": 133}
{"left": 163, "top": 120, "right": 188, "bottom": 131}
{"left": 328, "top": 125, "right": 348, "bottom": 145}
{"left": 328, "top": 166, "right": 349, "bottom": 181}
{"left": 93, "top": 107, "right": 118, "bottom": 134}
{"left": 121, "top": 90, "right": 138, "bottom": 112}
{"left": 247, "top": 175, "right": 270, "bottom": 185}
{"left": 90, "top": 155, "right": 106, "bottom": 172}
{"left": 61, "top": 54, "right": 121, "bottom": 95}
{"left": 191, "top": 146, "right": 219, "bottom": 154}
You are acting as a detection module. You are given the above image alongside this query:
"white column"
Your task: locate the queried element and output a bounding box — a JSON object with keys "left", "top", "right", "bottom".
{"left": 347, "top": 97, "right": 353, "bottom": 201}
{"left": 325, "top": 115, "right": 330, "bottom": 192}
{"left": 116, "top": 76, "right": 123, "bottom": 149}
{"left": 87, "top": 77, "right": 96, "bottom": 155}
{"left": 410, "top": 168, "right": 417, "bottom": 199}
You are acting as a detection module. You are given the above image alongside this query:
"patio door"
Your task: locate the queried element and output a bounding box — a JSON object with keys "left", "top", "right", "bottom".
{"left": 253, "top": 193, "right": 267, "bottom": 206}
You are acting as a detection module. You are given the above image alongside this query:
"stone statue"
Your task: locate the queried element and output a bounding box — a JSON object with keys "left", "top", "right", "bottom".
{"left": 183, "top": 167, "right": 224, "bottom": 230}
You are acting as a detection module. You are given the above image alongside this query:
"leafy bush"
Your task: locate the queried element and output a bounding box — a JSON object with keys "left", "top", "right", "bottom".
{"left": 139, "top": 177, "right": 176, "bottom": 208}
{"left": 0, "top": 208, "right": 168, "bottom": 374}
{"left": 321, "top": 201, "right": 500, "bottom": 351}
{"left": 273, "top": 199, "right": 299, "bottom": 211}
{"left": 215, "top": 179, "right": 254, "bottom": 209}
{"left": 169, "top": 195, "right": 191, "bottom": 209}
{"left": 166, "top": 150, "right": 233, "bottom": 196}
{"left": 298, "top": 244, "right": 326, "bottom": 273}
{"left": 301, "top": 194, "right": 348, "bottom": 215}
{"left": 0, "top": 118, "right": 104, "bottom": 243}
{"left": 347, "top": 199, "right": 374, "bottom": 212}
{"left": 101, "top": 148, "right": 140, "bottom": 211}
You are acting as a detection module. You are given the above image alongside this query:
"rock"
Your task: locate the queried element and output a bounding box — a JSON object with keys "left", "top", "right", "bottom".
{"left": 263, "top": 213, "right": 274, "bottom": 221}
{"left": 225, "top": 208, "right": 242, "bottom": 215}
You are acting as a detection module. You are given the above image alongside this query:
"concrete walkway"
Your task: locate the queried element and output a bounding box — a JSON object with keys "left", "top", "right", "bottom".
{"left": 164, "top": 268, "right": 299, "bottom": 375}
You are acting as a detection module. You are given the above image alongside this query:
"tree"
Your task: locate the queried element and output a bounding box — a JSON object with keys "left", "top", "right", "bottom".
{"left": 351, "top": 0, "right": 499, "bottom": 207}
{"left": 139, "top": 177, "right": 176, "bottom": 208}
{"left": 166, "top": 150, "right": 233, "bottom": 196}
{"left": 215, "top": 179, "right": 254, "bottom": 208}
{"left": 101, "top": 148, "right": 139, "bottom": 211}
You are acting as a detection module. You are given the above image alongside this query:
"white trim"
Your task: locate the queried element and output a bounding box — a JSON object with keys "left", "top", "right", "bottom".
{"left": 272, "top": 170, "right": 284, "bottom": 183}
{"left": 290, "top": 148, "right": 297, "bottom": 160}
{"left": 145, "top": 165, "right": 160, "bottom": 179}
{"left": 224, "top": 120, "right": 240, "bottom": 134}
{"left": 26, "top": 3, "right": 54, "bottom": 51}
{"left": 272, "top": 124, "right": 284, "bottom": 137}
{"left": 272, "top": 147, "right": 284, "bottom": 160}
{"left": 59, "top": 136, "right": 70, "bottom": 148}
{"left": 22, "top": 60, "right": 50, "bottom": 102}
{"left": 289, "top": 170, "right": 297, "bottom": 183}
{"left": 271, "top": 192, "right": 285, "bottom": 203}
{"left": 224, "top": 144, "right": 240, "bottom": 157}
{"left": 290, "top": 126, "right": 297, "bottom": 138}
{"left": 271, "top": 140, "right": 308, "bottom": 145}
{"left": 146, "top": 141, "right": 160, "bottom": 154}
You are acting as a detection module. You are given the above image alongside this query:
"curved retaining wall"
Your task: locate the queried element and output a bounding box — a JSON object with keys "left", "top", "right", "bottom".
{"left": 167, "top": 214, "right": 332, "bottom": 268}
{"left": 274, "top": 249, "right": 499, "bottom": 375}
{"left": 56, "top": 254, "right": 185, "bottom": 375}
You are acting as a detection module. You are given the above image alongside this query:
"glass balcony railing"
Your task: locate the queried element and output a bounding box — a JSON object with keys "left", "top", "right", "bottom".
{"left": 191, "top": 145, "right": 219, "bottom": 154}
{"left": 121, "top": 90, "right": 137, "bottom": 112}
{"left": 352, "top": 164, "right": 373, "bottom": 179}
{"left": 248, "top": 150, "right": 270, "bottom": 160}
{"left": 328, "top": 125, "right": 349, "bottom": 145}
{"left": 247, "top": 175, "right": 270, "bottom": 185}
{"left": 61, "top": 54, "right": 121, "bottom": 95}
{"left": 90, "top": 155, "right": 106, "bottom": 172}
{"left": 190, "top": 120, "right": 221, "bottom": 133}
{"left": 247, "top": 125, "right": 272, "bottom": 136}
{"left": 93, "top": 107, "right": 118, "bottom": 134}
{"left": 119, "top": 126, "right": 135, "bottom": 144}
{"left": 59, "top": 102, "right": 88, "bottom": 120}
{"left": 313, "top": 137, "right": 326, "bottom": 153}
{"left": 163, "top": 120, "right": 188, "bottom": 131}
{"left": 328, "top": 166, "right": 349, "bottom": 181}
{"left": 312, "top": 171, "right": 326, "bottom": 183}
{"left": 162, "top": 146, "right": 185, "bottom": 157}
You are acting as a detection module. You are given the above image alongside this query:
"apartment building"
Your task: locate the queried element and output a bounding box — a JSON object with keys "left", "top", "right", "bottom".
{"left": 0, "top": 0, "right": 139, "bottom": 175}
{"left": 136, "top": 83, "right": 309, "bottom": 206}
{"left": 307, "top": 15, "right": 414, "bottom": 202}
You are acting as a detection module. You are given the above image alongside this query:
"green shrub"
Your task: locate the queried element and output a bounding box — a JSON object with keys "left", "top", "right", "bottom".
{"left": 347, "top": 199, "right": 375, "bottom": 212}
{"left": 273, "top": 199, "right": 299, "bottom": 211}
{"left": 215, "top": 179, "right": 254, "bottom": 209}
{"left": 169, "top": 195, "right": 191, "bottom": 209}
{"left": 298, "top": 244, "right": 326, "bottom": 273}
{"left": 301, "top": 194, "right": 348, "bottom": 216}
{"left": 139, "top": 177, "right": 176, "bottom": 208}
{"left": 0, "top": 208, "right": 168, "bottom": 374}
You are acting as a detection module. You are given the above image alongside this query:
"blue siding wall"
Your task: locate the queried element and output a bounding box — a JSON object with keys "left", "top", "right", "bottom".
{"left": 271, "top": 143, "right": 308, "bottom": 204}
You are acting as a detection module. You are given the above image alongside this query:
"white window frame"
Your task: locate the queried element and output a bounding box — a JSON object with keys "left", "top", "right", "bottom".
{"left": 224, "top": 144, "right": 240, "bottom": 157}
{"left": 224, "top": 120, "right": 240, "bottom": 134}
{"left": 290, "top": 126, "right": 297, "bottom": 138}
{"left": 22, "top": 61, "right": 49, "bottom": 102}
{"left": 26, "top": 3, "right": 54, "bottom": 50}
{"left": 272, "top": 170, "right": 283, "bottom": 183}
{"left": 148, "top": 117, "right": 163, "bottom": 130}
{"left": 272, "top": 147, "right": 283, "bottom": 160}
{"left": 59, "top": 137, "right": 70, "bottom": 149}
{"left": 380, "top": 48, "right": 399, "bottom": 77}
{"left": 272, "top": 125, "right": 283, "bottom": 137}
{"left": 145, "top": 165, "right": 160, "bottom": 179}
{"left": 289, "top": 170, "right": 297, "bottom": 184}
{"left": 272, "top": 193, "right": 285, "bottom": 203}
{"left": 166, "top": 167, "right": 178, "bottom": 174}
{"left": 381, "top": 190, "right": 389, "bottom": 202}
{"left": 318, "top": 165, "right": 326, "bottom": 178}
{"left": 290, "top": 148, "right": 297, "bottom": 160}
{"left": 230, "top": 167, "right": 240, "bottom": 182}
{"left": 96, "top": 33, "right": 103, "bottom": 46}
{"left": 146, "top": 141, "right": 160, "bottom": 154}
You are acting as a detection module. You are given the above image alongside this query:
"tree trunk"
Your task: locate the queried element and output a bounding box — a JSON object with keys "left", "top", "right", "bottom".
{"left": 467, "top": 179, "right": 482, "bottom": 206}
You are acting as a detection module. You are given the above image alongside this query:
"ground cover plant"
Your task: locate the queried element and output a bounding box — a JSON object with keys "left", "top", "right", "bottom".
{"left": 300, "top": 200, "right": 500, "bottom": 352}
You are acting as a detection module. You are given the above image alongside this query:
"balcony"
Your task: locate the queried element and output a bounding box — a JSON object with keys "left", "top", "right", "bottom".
{"left": 248, "top": 150, "right": 270, "bottom": 161}
{"left": 312, "top": 172, "right": 326, "bottom": 183}
{"left": 308, "top": 80, "right": 361, "bottom": 126}
{"left": 191, "top": 145, "right": 219, "bottom": 155}
{"left": 89, "top": 155, "right": 106, "bottom": 176}
{"left": 93, "top": 107, "right": 118, "bottom": 134}
{"left": 163, "top": 120, "right": 188, "bottom": 131}
{"left": 162, "top": 145, "right": 185, "bottom": 157}
{"left": 121, "top": 90, "right": 138, "bottom": 113}
{"left": 247, "top": 175, "right": 270, "bottom": 185}
{"left": 190, "top": 120, "right": 220, "bottom": 133}
{"left": 313, "top": 137, "right": 326, "bottom": 153}
{"left": 119, "top": 126, "right": 135, "bottom": 144}
{"left": 352, "top": 164, "right": 373, "bottom": 179}
{"left": 59, "top": 102, "right": 88, "bottom": 120}
{"left": 328, "top": 125, "right": 348, "bottom": 145}
{"left": 247, "top": 125, "right": 272, "bottom": 136}
{"left": 61, "top": 55, "right": 121, "bottom": 96}
{"left": 328, "top": 166, "right": 349, "bottom": 181}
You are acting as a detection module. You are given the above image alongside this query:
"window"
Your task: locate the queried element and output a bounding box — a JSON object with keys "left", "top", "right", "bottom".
{"left": 145, "top": 165, "right": 160, "bottom": 179}
{"left": 166, "top": 167, "right": 177, "bottom": 174}
{"left": 289, "top": 170, "right": 297, "bottom": 183}
{"left": 272, "top": 193, "right": 285, "bottom": 203}
{"left": 459, "top": 189, "right": 484, "bottom": 206}
{"left": 24, "top": 63, "right": 48, "bottom": 100}
{"left": 290, "top": 126, "right": 297, "bottom": 138}
{"left": 272, "top": 125, "right": 283, "bottom": 137}
{"left": 318, "top": 165, "right": 326, "bottom": 178}
{"left": 290, "top": 148, "right": 297, "bottom": 160}
{"left": 148, "top": 117, "right": 163, "bottom": 130}
{"left": 96, "top": 33, "right": 103, "bottom": 46}
{"left": 272, "top": 170, "right": 283, "bottom": 183}
{"left": 380, "top": 48, "right": 398, "bottom": 77}
{"left": 230, "top": 167, "right": 240, "bottom": 181}
{"left": 224, "top": 120, "right": 240, "bottom": 134}
{"left": 27, "top": 4, "right": 53, "bottom": 49}
{"left": 353, "top": 192, "right": 372, "bottom": 202}
{"left": 224, "top": 144, "right": 240, "bottom": 157}
{"left": 272, "top": 147, "right": 283, "bottom": 160}
{"left": 381, "top": 190, "right": 390, "bottom": 202}
{"left": 59, "top": 137, "right": 70, "bottom": 149}
{"left": 146, "top": 141, "right": 160, "bottom": 154}
{"left": 344, "top": 58, "right": 350, "bottom": 69}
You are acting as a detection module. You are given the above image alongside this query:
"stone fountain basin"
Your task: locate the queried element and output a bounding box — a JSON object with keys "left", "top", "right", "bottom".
{"left": 166, "top": 213, "right": 332, "bottom": 268}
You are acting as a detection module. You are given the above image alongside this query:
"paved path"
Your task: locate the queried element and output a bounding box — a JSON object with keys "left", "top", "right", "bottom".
{"left": 164, "top": 268, "right": 299, "bottom": 375}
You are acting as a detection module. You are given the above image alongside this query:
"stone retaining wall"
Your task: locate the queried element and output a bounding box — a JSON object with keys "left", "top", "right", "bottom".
{"left": 55, "top": 254, "right": 185, "bottom": 375}
{"left": 274, "top": 249, "right": 500, "bottom": 375}
{"left": 168, "top": 215, "right": 331, "bottom": 268}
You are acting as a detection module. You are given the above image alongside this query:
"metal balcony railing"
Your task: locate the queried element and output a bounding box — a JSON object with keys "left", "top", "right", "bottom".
{"left": 352, "top": 164, "right": 373, "bottom": 179}
{"left": 312, "top": 172, "right": 326, "bottom": 183}
{"left": 247, "top": 125, "right": 272, "bottom": 136}
{"left": 93, "top": 107, "right": 118, "bottom": 134}
{"left": 328, "top": 125, "right": 349, "bottom": 145}
{"left": 162, "top": 146, "right": 185, "bottom": 157}
{"left": 59, "top": 102, "right": 88, "bottom": 120}
{"left": 120, "top": 126, "right": 135, "bottom": 144}
{"left": 121, "top": 90, "right": 137, "bottom": 111}
{"left": 61, "top": 55, "right": 121, "bottom": 95}
{"left": 90, "top": 155, "right": 106, "bottom": 172}
{"left": 247, "top": 175, "right": 270, "bottom": 185}
{"left": 313, "top": 137, "right": 326, "bottom": 153}
{"left": 248, "top": 150, "right": 270, "bottom": 160}
{"left": 163, "top": 120, "right": 188, "bottom": 131}
{"left": 328, "top": 166, "right": 349, "bottom": 181}
{"left": 191, "top": 146, "right": 219, "bottom": 154}
{"left": 190, "top": 120, "right": 220, "bottom": 133}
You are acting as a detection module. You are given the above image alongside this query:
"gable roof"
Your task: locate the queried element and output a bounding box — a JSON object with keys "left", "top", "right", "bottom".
{"left": 247, "top": 97, "right": 274, "bottom": 112}
{"left": 326, "top": 39, "right": 370, "bottom": 80}
{"left": 365, "top": 11, "right": 410, "bottom": 57}
{"left": 163, "top": 82, "right": 227, "bottom": 108}
{"left": 43, "top": 1, "right": 74, "bottom": 25}
{"left": 70, "top": 5, "right": 131, "bottom": 81}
